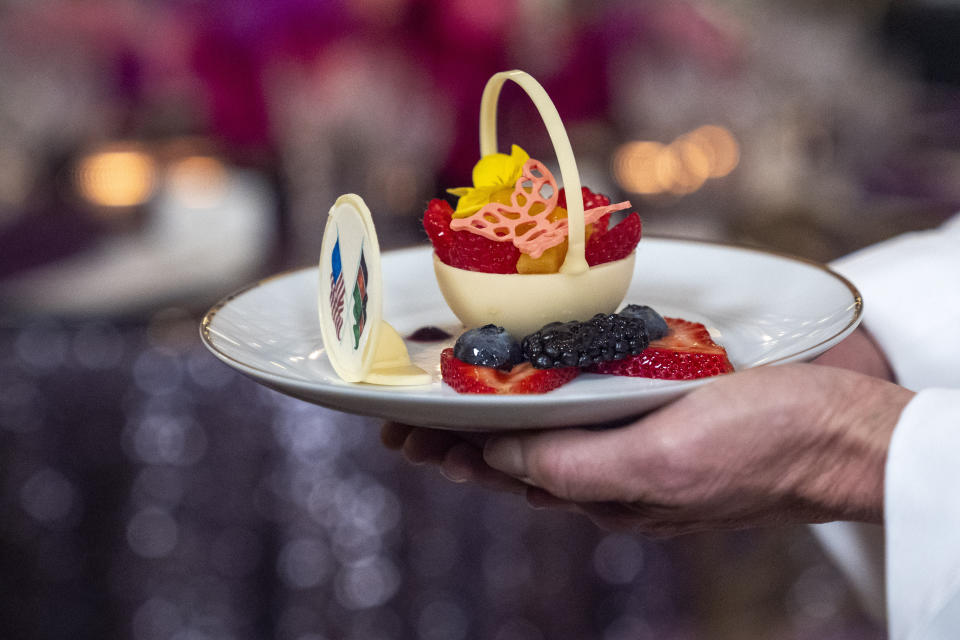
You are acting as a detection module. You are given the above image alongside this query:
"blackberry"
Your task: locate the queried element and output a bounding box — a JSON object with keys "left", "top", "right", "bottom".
{"left": 522, "top": 313, "right": 649, "bottom": 369}
{"left": 619, "top": 304, "right": 669, "bottom": 341}
{"left": 453, "top": 324, "right": 524, "bottom": 370}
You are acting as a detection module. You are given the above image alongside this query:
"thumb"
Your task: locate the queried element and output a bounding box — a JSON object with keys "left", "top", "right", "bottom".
{"left": 483, "top": 426, "right": 653, "bottom": 503}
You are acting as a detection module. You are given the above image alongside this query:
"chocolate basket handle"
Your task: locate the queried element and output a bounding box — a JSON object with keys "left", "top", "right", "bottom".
{"left": 479, "top": 70, "right": 588, "bottom": 275}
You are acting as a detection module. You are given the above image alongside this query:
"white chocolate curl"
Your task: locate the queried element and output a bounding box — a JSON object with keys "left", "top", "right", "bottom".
{"left": 450, "top": 159, "right": 631, "bottom": 259}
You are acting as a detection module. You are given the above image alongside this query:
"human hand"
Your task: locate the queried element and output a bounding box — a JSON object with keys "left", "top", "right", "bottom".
{"left": 812, "top": 327, "right": 895, "bottom": 381}
{"left": 382, "top": 361, "right": 913, "bottom": 536}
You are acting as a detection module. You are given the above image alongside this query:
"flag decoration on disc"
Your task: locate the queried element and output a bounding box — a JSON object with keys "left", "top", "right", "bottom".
{"left": 329, "top": 232, "right": 346, "bottom": 341}
{"left": 352, "top": 245, "right": 369, "bottom": 349}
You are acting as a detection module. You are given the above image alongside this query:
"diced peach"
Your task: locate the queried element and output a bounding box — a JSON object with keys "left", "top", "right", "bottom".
{"left": 517, "top": 241, "right": 567, "bottom": 273}
{"left": 515, "top": 207, "right": 597, "bottom": 274}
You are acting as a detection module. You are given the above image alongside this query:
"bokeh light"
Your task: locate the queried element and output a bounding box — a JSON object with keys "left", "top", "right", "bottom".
{"left": 73, "top": 321, "right": 125, "bottom": 370}
{"left": 14, "top": 322, "right": 68, "bottom": 371}
{"left": 686, "top": 125, "right": 741, "bottom": 178}
{"left": 166, "top": 155, "right": 228, "bottom": 209}
{"left": 334, "top": 555, "right": 401, "bottom": 610}
{"left": 126, "top": 507, "right": 179, "bottom": 559}
{"left": 278, "top": 537, "right": 332, "bottom": 589}
{"left": 75, "top": 146, "right": 158, "bottom": 210}
{"left": 613, "top": 125, "right": 740, "bottom": 197}
{"left": 593, "top": 533, "right": 645, "bottom": 585}
{"left": 19, "top": 467, "right": 78, "bottom": 524}
{"left": 132, "top": 597, "right": 182, "bottom": 640}
{"left": 613, "top": 141, "right": 666, "bottom": 195}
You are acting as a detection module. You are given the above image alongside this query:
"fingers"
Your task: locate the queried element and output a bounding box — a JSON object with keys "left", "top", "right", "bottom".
{"left": 522, "top": 489, "right": 700, "bottom": 538}
{"left": 381, "top": 423, "right": 492, "bottom": 463}
{"left": 381, "top": 423, "right": 528, "bottom": 494}
{"left": 381, "top": 422, "right": 460, "bottom": 464}
{"left": 382, "top": 424, "right": 742, "bottom": 535}
{"left": 405, "top": 428, "right": 464, "bottom": 465}
{"left": 380, "top": 422, "right": 414, "bottom": 450}
{"left": 441, "top": 442, "right": 529, "bottom": 494}
{"left": 812, "top": 327, "right": 895, "bottom": 381}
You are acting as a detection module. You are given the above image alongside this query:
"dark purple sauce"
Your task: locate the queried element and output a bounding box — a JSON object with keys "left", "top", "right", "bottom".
{"left": 407, "top": 326, "right": 453, "bottom": 342}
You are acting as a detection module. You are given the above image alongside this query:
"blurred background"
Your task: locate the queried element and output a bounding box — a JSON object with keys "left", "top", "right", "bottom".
{"left": 1, "top": 0, "right": 958, "bottom": 638}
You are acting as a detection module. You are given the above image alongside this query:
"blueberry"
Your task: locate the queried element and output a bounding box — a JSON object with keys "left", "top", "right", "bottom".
{"left": 453, "top": 325, "right": 524, "bottom": 370}
{"left": 619, "top": 304, "right": 669, "bottom": 340}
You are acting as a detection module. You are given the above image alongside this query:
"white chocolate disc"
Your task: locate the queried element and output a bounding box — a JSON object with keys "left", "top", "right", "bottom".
{"left": 319, "top": 194, "right": 430, "bottom": 386}
{"left": 319, "top": 194, "right": 383, "bottom": 382}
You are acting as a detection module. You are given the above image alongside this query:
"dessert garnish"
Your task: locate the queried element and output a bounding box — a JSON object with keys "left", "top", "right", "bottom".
{"left": 619, "top": 304, "right": 669, "bottom": 340}
{"left": 588, "top": 317, "right": 734, "bottom": 380}
{"left": 453, "top": 324, "right": 524, "bottom": 370}
{"left": 426, "top": 145, "right": 641, "bottom": 274}
{"left": 440, "top": 348, "right": 579, "bottom": 395}
{"left": 429, "top": 70, "right": 639, "bottom": 339}
{"left": 447, "top": 146, "right": 632, "bottom": 261}
{"left": 521, "top": 313, "right": 649, "bottom": 369}
{"left": 439, "top": 306, "right": 734, "bottom": 394}
{"left": 423, "top": 198, "right": 521, "bottom": 274}
{"left": 318, "top": 194, "right": 431, "bottom": 386}
{"left": 447, "top": 143, "right": 530, "bottom": 217}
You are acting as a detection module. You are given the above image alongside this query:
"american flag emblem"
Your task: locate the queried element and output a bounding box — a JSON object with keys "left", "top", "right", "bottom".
{"left": 352, "top": 247, "right": 369, "bottom": 349}
{"left": 329, "top": 234, "right": 345, "bottom": 341}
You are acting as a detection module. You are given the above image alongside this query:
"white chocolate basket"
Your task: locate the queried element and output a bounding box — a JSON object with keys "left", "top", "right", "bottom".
{"left": 433, "top": 70, "right": 636, "bottom": 338}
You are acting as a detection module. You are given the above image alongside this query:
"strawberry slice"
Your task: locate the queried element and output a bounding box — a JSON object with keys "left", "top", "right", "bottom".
{"left": 588, "top": 317, "right": 733, "bottom": 380}
{"left": 423, "top": 199, "right": 520, "bottom": 274}
{"left": 586, "top": 212, "right": 641, "bottom": 266}
{"left": 441, "top": 348, "right": 579, "bottom": 394}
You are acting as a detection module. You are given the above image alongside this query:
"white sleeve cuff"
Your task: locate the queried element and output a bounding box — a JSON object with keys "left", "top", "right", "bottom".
{"left": 885, "top": 388, "right": 960, "bottom": 639}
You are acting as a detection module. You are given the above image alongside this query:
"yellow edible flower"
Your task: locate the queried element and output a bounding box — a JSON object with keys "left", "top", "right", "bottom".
{"left": 447, "top": 144, "right": 529, "bottom": 218}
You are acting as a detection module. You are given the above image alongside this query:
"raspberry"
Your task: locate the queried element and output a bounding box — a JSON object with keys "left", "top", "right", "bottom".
{"left": 521, "top": 313, "right": 649, "bottom": 369}
{"left": 557, "top": 186, "right": 611, "bottom": 211}
{"left": 558, "top": 187, "right": 612, "bottom": 237}
{"left": 586, "top": 212, "right": 641, "bottom": 266}
{"left": 422, "top": 199, "right": 520, "bottom": 274}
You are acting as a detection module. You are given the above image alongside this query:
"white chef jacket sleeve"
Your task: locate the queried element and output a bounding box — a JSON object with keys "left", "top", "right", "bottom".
{"left": 829, "top": 213, "right": 960, "bottom": 391}
{"left": 808, "top": 213, "right": 960, "bottom": 638}
{"left": 885, "top": 389, "right": 960, "bottom": 640}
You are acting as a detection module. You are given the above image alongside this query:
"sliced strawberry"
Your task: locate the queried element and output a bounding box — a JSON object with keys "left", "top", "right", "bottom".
{"left": 588, "top": 317, "right": 733, "bottom": 380}
{"left": 441, "top": 348, "right": 578, "bottom": 394}
{"left": 586, "top": 212, "right": 641, "bottom": 266}
{"left": 423, "top": 199, "right": 520, "bottom": 274}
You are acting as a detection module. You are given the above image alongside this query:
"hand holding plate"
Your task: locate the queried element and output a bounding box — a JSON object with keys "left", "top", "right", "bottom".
{"left": 386, "top": 358, "right": 914, "bottom": 536}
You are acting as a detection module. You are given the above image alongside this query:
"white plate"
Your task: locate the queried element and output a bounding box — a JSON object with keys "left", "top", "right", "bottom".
{"left": 200, "top": 238, "right": 861, "bottom": 431}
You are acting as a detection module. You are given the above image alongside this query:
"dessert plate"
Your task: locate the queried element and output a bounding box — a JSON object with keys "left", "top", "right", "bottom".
{"left": 200, "top": 238, "right": 861, "bottom": 431}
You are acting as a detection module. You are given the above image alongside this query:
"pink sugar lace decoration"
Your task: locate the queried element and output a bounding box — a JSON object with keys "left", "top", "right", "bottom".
{"left": 450, "top": 159, "right": 631, "bottom": 259}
